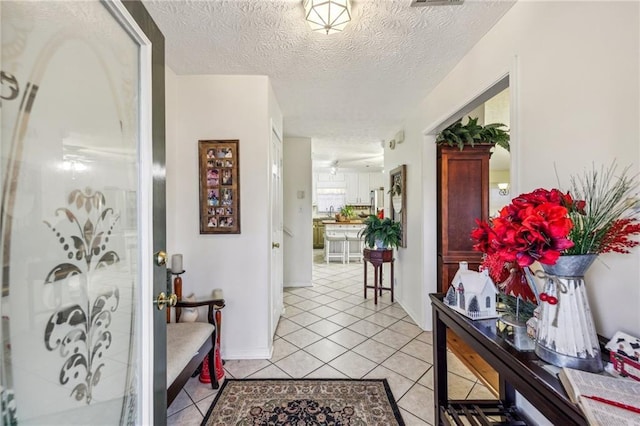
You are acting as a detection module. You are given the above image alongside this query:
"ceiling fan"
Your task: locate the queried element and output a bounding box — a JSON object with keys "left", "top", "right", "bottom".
{"left": 315, "top": 153, "right": 383, "bottom": 170}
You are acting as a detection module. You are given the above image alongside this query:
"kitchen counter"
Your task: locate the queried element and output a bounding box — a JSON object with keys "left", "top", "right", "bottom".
{"left": 324, "top": 222, "right": 366, "bottom": 263}
{"left": 313, "top": 220, "right": 325, "bottom": 249}
{"left": 322, "top": 220, "right": 364, "bottom": 224}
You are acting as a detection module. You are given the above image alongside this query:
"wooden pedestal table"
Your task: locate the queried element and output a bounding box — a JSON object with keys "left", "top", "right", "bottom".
{"left": 363, "top": 248, "right": 394, "bottom": 305}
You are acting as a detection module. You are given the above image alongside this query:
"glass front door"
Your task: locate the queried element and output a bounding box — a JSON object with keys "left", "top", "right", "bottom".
{"left": 1, "top": 1, "right": 153, "bottom": 423}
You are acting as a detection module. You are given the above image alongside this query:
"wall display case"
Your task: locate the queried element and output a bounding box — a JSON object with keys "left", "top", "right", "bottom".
{"left": 199, "top": 140, "right": 240, "bottom": 234}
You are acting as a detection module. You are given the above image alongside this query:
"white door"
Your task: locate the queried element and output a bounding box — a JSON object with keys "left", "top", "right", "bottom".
{"left": 269, "top": 126, "right": 284, "bottom": 338}
{"left": 0, "top": 1, "right": 160, "bottom": 424}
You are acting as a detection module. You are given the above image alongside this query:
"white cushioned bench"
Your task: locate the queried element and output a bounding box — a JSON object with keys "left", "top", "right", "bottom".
{"left": 166, "top": 322, "right": 214, "bottom": 388}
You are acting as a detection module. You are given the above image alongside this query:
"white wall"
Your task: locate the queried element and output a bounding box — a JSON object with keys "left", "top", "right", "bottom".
{"left": 166, "top": 71, "right": 283, "bottom": 358}
{"left": 283, "top": 138, "right": 313, "bottom": 287}
{"left": 166, "top": 69, "right": 179, "bottom": 251}
{"left": 389, "top": 1, "right": 640, "bottom": 337}
{"left": 384, "top": 145, "right": 426, "bottom": 328}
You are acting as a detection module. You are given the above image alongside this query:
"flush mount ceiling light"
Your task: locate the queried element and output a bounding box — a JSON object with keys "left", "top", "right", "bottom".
{"left": 303, "top": 0, "right": 352, "bottom": 35}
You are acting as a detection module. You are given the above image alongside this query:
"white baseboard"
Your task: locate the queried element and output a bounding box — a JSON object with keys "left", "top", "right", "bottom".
{"left": 397, "top": 298, "right": 427, "bottom": 330}
{"left": 283, "top": 281, "right": 312, "bottom": 288}
{"left": 222, "top": 347, "right": 272, "bottom": 360}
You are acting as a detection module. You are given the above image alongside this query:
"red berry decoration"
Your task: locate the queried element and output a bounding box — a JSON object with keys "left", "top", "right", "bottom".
{"left": 547, "top": 296, "right": 558, "bottom": 305}
{"left": 539, "top": 293, "right": 549, "bottom": 302}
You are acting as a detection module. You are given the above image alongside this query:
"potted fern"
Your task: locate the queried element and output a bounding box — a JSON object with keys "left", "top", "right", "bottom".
{"left": 358, "top": 215, "right": 402, "bottom": 249}
{"left": 436, "top": 117, "right": 510, "bottom": 151}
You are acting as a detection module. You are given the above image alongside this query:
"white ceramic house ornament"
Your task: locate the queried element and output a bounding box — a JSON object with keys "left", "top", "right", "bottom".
{"left": 444, "top": 261, "right": 499, "bottom": 320}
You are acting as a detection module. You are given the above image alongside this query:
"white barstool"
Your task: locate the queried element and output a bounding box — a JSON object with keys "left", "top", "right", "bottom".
{"left": 325, "top": 232, "right": 346, "bottom": 264}
{"left": 346, "top": 231, "right": 364, "bottom": 263}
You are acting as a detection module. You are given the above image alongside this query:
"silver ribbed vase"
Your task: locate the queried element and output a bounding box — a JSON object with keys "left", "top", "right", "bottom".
{"left": 535, "top": 254, "right": 603, "bottom": 373}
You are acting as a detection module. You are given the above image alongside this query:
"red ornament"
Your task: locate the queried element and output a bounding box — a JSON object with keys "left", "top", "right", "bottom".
{"left": 539, "top": 292, "right": 557, "bottom": 305}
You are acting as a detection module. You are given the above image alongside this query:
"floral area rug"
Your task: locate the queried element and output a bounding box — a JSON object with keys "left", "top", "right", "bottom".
{"left": 201, "top": 378, "right": 405, "bottom": 426}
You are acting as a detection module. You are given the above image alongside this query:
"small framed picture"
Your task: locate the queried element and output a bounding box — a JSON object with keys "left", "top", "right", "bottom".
{"left": 218, "top": 216, "right": 234, "bottom": 228}
{"left": 207, "top": 169, "right": 220, "bottom": 187}
{"left": 221, "top": 188, "right": 233, "bottom": 206}
{"left": 221, "top": 169, "right": 232, "bottom": 185}
{"left": 207, "top": 188, "right": 219, "bottom": 206}
{"left": 199, "top": 140, "right": 240, "bottom": 234}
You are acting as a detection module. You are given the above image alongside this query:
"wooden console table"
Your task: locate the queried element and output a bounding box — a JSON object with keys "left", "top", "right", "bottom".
{"left": 430, "top": 293, "right": 587, "bottom": 425}
{"left": 363, "top": 248, "right": 394, "bottom": 304}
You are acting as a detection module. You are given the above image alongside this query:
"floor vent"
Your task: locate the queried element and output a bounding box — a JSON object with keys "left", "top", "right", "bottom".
{"left": 411, "top": 0, "right": 464, "bottom": 7}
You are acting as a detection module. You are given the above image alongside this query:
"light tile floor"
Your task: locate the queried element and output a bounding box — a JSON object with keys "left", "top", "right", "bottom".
{"left": 167, "top": 250, "right": 494, "bottom": 425}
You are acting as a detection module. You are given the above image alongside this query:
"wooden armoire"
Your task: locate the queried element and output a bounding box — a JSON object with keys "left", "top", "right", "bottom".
{"left": 437, "top": 145, "right": 492, "bottom": 293}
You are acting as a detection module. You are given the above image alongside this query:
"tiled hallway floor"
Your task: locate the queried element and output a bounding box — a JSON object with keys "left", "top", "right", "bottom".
{"left": 168, "top": 250, "right": 494, "bottom": 425}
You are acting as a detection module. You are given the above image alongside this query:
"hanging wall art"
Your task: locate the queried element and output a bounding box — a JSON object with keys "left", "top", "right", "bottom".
{"left": 389, "top": 164, "right": 407, "bottom": 247}
{"left": 199, "top": 140, "right": 240, "bottom": 234}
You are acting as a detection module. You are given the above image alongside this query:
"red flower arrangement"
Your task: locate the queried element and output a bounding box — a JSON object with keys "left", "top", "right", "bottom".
{"left": 471, "top": 189, "right": 577, "bottom": 302}
{"left": 472, "top": 163, "right": 640, "bottom": 303}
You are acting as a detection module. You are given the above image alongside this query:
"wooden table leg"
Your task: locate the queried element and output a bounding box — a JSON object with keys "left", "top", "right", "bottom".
{"left": 379, "top": 265, "right": 383, "bottom": 297}
{"left": 215, "top": 309, "right": 222, "bottom": 345}
{"left": 433, "top": 308, "right": 448, "bottom": 425}
{"left": 363, "top": 259, "right": 368, "bottom": 299}
{"left": 374, "top": 264, "right": 379, "bottom": 305}
{"left": 390, "top": 260, "right": 394, "bottom": 302}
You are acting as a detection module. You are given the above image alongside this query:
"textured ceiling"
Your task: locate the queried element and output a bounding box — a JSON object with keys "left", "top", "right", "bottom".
{"left": 143, "top": 0, "right": 515, "bottom": 168}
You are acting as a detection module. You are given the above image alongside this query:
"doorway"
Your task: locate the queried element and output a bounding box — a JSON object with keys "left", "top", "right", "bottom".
{"left": 270, "top": 125, "right": 284, "bottom": 339}
{"left": 435, "top": 79, "right": 512, "bottom": 394}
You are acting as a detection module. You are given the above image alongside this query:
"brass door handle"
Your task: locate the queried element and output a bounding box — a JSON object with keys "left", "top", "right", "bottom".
{"left": 272, "top": 242, "right": 280, "bottom": 248}
{"left": 155, "top": 250, "right": 167, "bottom": 266}
{"left": 153, "top": 292, "right": 177, "bottom": 310}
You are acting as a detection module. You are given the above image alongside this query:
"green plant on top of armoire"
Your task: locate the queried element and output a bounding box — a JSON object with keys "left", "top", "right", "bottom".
{"left": 358, "top": 215, "right": 402, "bottom": 249}
{"left": 436, "top": 116, "right": 510, "bottom": 152}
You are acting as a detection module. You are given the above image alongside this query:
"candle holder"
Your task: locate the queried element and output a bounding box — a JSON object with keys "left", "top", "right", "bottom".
{"left": 168, "top": 269, "right": 185, "bottom": 299}
{"left": 166, "top": 269, "right": 185, "bottom": 322}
